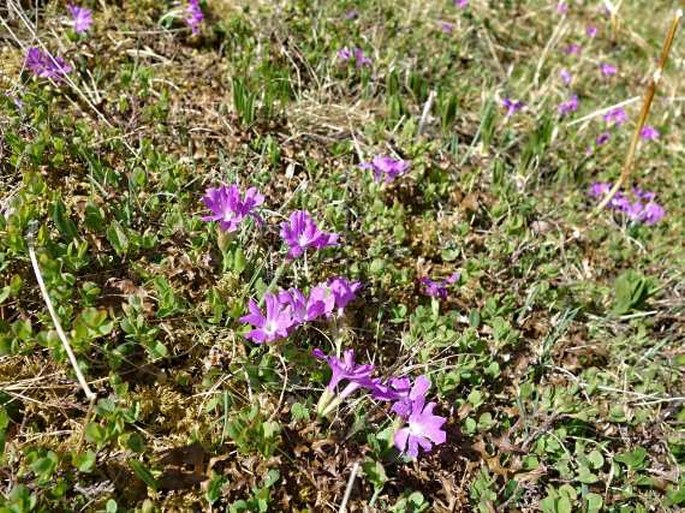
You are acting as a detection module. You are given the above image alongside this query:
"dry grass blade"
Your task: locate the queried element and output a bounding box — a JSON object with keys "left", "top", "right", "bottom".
{"left": 26, "top": 222, "right": 97, "bottom": 406}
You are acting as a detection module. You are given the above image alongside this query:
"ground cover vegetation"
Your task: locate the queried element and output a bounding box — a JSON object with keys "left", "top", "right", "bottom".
{"left": 0, "top": 0, "right": 684, "bottom": 511}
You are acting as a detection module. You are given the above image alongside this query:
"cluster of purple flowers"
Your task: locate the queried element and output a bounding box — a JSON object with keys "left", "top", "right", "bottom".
{"left": 337, "top": 47, "right": 372, "bottom": 67}
{"left": 586, "top": 107, "right": 629, "bottom": 153}
{"left": 360, "top": 155, "right": 411, "bottom": 184}
{"left": 25, "top": 48, "right": 72, "bottom": 81}
{"left": 202, "top": 186, "right": 339, "bottom": 260}
{"left": 589, "top": 183, "right": 666, "bottom": 225}
{"left": 24, "top": 4, "right": 92, "bottom": 81}
{"left": 313, "top": 349, "right": 447, "bottom": 458}
{"left": 241, "top": 277, "right": 361, "bottom": 344}
{"left": 420, "top": 272, "right": 460, "bottom": 299}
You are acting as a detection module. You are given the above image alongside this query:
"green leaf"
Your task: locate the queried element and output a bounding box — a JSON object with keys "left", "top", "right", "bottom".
{"left": 613, "top": 270, "right": 654, "bottom": 314}
{"left": 73, "top": 450, "right": 97, "bottom": 472}
{"left": 585, "top": 493, "right": 603, "bottom": 513}
{"left": 105, "top": 499, "right": 118, "bottom": 513}
{"left": 84, "top": 422, "right": 107, "bottom": 447}
{"left": 52, "top": 198, "right": 78, "bottom": 241}
{"left": 576, "top": 466, "right": 598, "bottom": 484}
{"left": 362, "top": 459, "right": 387, "bottom": 489}
{"left": 587, "top": 450, "right": 604, "bottom": 470}
{"left": 128, "top": 459, "right": 158, "bottom": 491}
{"left": 106, "top": 221, "right": 129, "bottom": 256}
{"left": 614, "top": 447, "right": 648, "bottom": 470}
{"left": 557, "top": 496, "right": 572, "bottom": 513}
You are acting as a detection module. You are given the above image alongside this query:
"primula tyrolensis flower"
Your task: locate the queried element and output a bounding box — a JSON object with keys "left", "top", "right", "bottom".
{"left": 600, "top": 63, "right": 617, "bottom": 76}
{"left": 394, "top": 397, "right": 447, "bottom": 458}
{"left": 603, "top": 107, "right": 628, "bottom": 127}
{"left": 360, "top": 155, "right": 411, "bottom": 184}
{"left": 338, "top": 47, "right": 371, "bottom": 67}
{"left": 313, "top": 348, "right": 376, "bottom": 416}
{"left": 419, "top": 272, "right": 460, "bottom": 299}
{"left": 201, "top": 184, "right": 264, "bottom": 232}
{"left": 595, "top": 131, "right": 611, "bottom": 146}
{"left": 564, "top": 43, "right": 581, "bottom": 55}
{"left": 25, "top": 47, "right": 72, "bottom": 81}
{"left": 558, "top": 94, "right": 579, "bottom": 116}
{"left": 68, "top": 4, "right": 93, "bottom": 34}
{"left": 240, "top": 293, "right": 294, "bottom": 344}
{"left": 560, "top": 69, "right": 572, "bottom": 86}
{"left": 502, "top": 98, "right": 524, "bottom": 117}
{"left": 186, "top": 0, "right": 204, "bottom": 34}
{"left": 280, "top": 210, "right": 339, "bottom": 259}
{"left": 327, "top": 276, "right": 361, "bottom": 314}
{"left": 639, "top": 125, "right": 660, "bottom": 141}
{"left": 392, "top": 376, "right": 447, "bottom": 458}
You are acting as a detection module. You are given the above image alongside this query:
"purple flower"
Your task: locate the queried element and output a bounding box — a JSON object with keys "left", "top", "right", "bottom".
{"left": 280, "top": 210, "right": 339, "bottom": 259}
{"left": 639, "top": 202, "right": 666, "bottom": 225}
{"left": 327, "top": 276, "right": 361, "bottom": 313}
{"left": 240, "top": 293, "right": 294, "bottom": 344}
{"left": 595, "top": 131, "right": 611, "bottom": 146}
{"left": 556, "top": 2, "right": 568, "bottom": 14}
{"left": 564, "top": 43, "right": 582, "bottom": 55}
{"left": 558, "top": 94, "right": 579, "bottom": 116}
{"left": 344, "top": 9, "right": 359, "bottom": 20}
{"left": 586, "top": 25, "right": 598, "bottom": 37}
{"left": 640, "top": 125, "right": 660, "bottom": 141}
{"left": 370, "top": 376, "right": 412, "bottom": 402}
{"left": 560, "top": 68, "right": 572, "bottom": 86}
{"left": 313, "top": 348, "right": 376, "bottom": 400}
{"left": 502, "top": 98, "right": 524, "bottom": 117}
{"left": 24, "top": 47, "right": 72, "bottom": 81}
{"left": 68, "top": 4, "right": 93, "bottom": 34}
{"left": 394, "top": 392, "right": 447, "bottom": 458}
{"left": 185, "top": 0, "right": 204, "bottom": 34}
{"left": 360, "top": 155, "right": 411, "bottom": 184}
{"left": 439, "top": 21, "right": 455, "bottom": 34}
{"left": 353, "top": 48, "right": 372, "bottom": 67}
{"left": 390, "top": 375, "right": 431, "bottom": 418}
{"left": 454, "top": 0, "right": 469, "bottom": 7}
{"left": 600, "top": 63, "right": 617, "bottom": 76}
{"left": 305, "top": 284, "right": 336, "bottom": 320}
{"left": 419, "top": 272, "right": 460, "bottom": 299}
{"left": 603, "top": 107, "right": 628, "bottom": 127}
{"left": 277, "top": 288, "right": 308, "bottom": 325}
{"left": 201, "top": 184, "right": 264, "bottom": 232}
{"left": 338, "top": 47, "right": 353, "bottom": 61}
{"left": 338, "top": 47, "right": 371, "bottom": 67}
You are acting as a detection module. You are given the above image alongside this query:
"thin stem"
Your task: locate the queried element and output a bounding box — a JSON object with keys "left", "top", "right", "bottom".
{"left": 594, "top": 9, "right": 682, "bottom": 214}
{"left": 27, "top": 223, "right": 96, "bottom": 403}
{"left": 337, "top": 461, "right": 360, "bottom": 513}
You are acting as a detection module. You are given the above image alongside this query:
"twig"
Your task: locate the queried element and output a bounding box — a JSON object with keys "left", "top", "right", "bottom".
{"left": 594, "top": 9, "right": 682, "bottom": 213}
{"left": 416, "top": 90, "right": 436, "bottom": 139}
{"left": 27, "top": 222, "right": 97, "bottom": 405}
{"left": 337, "top": 461, "right": 360, "bottom": 513}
